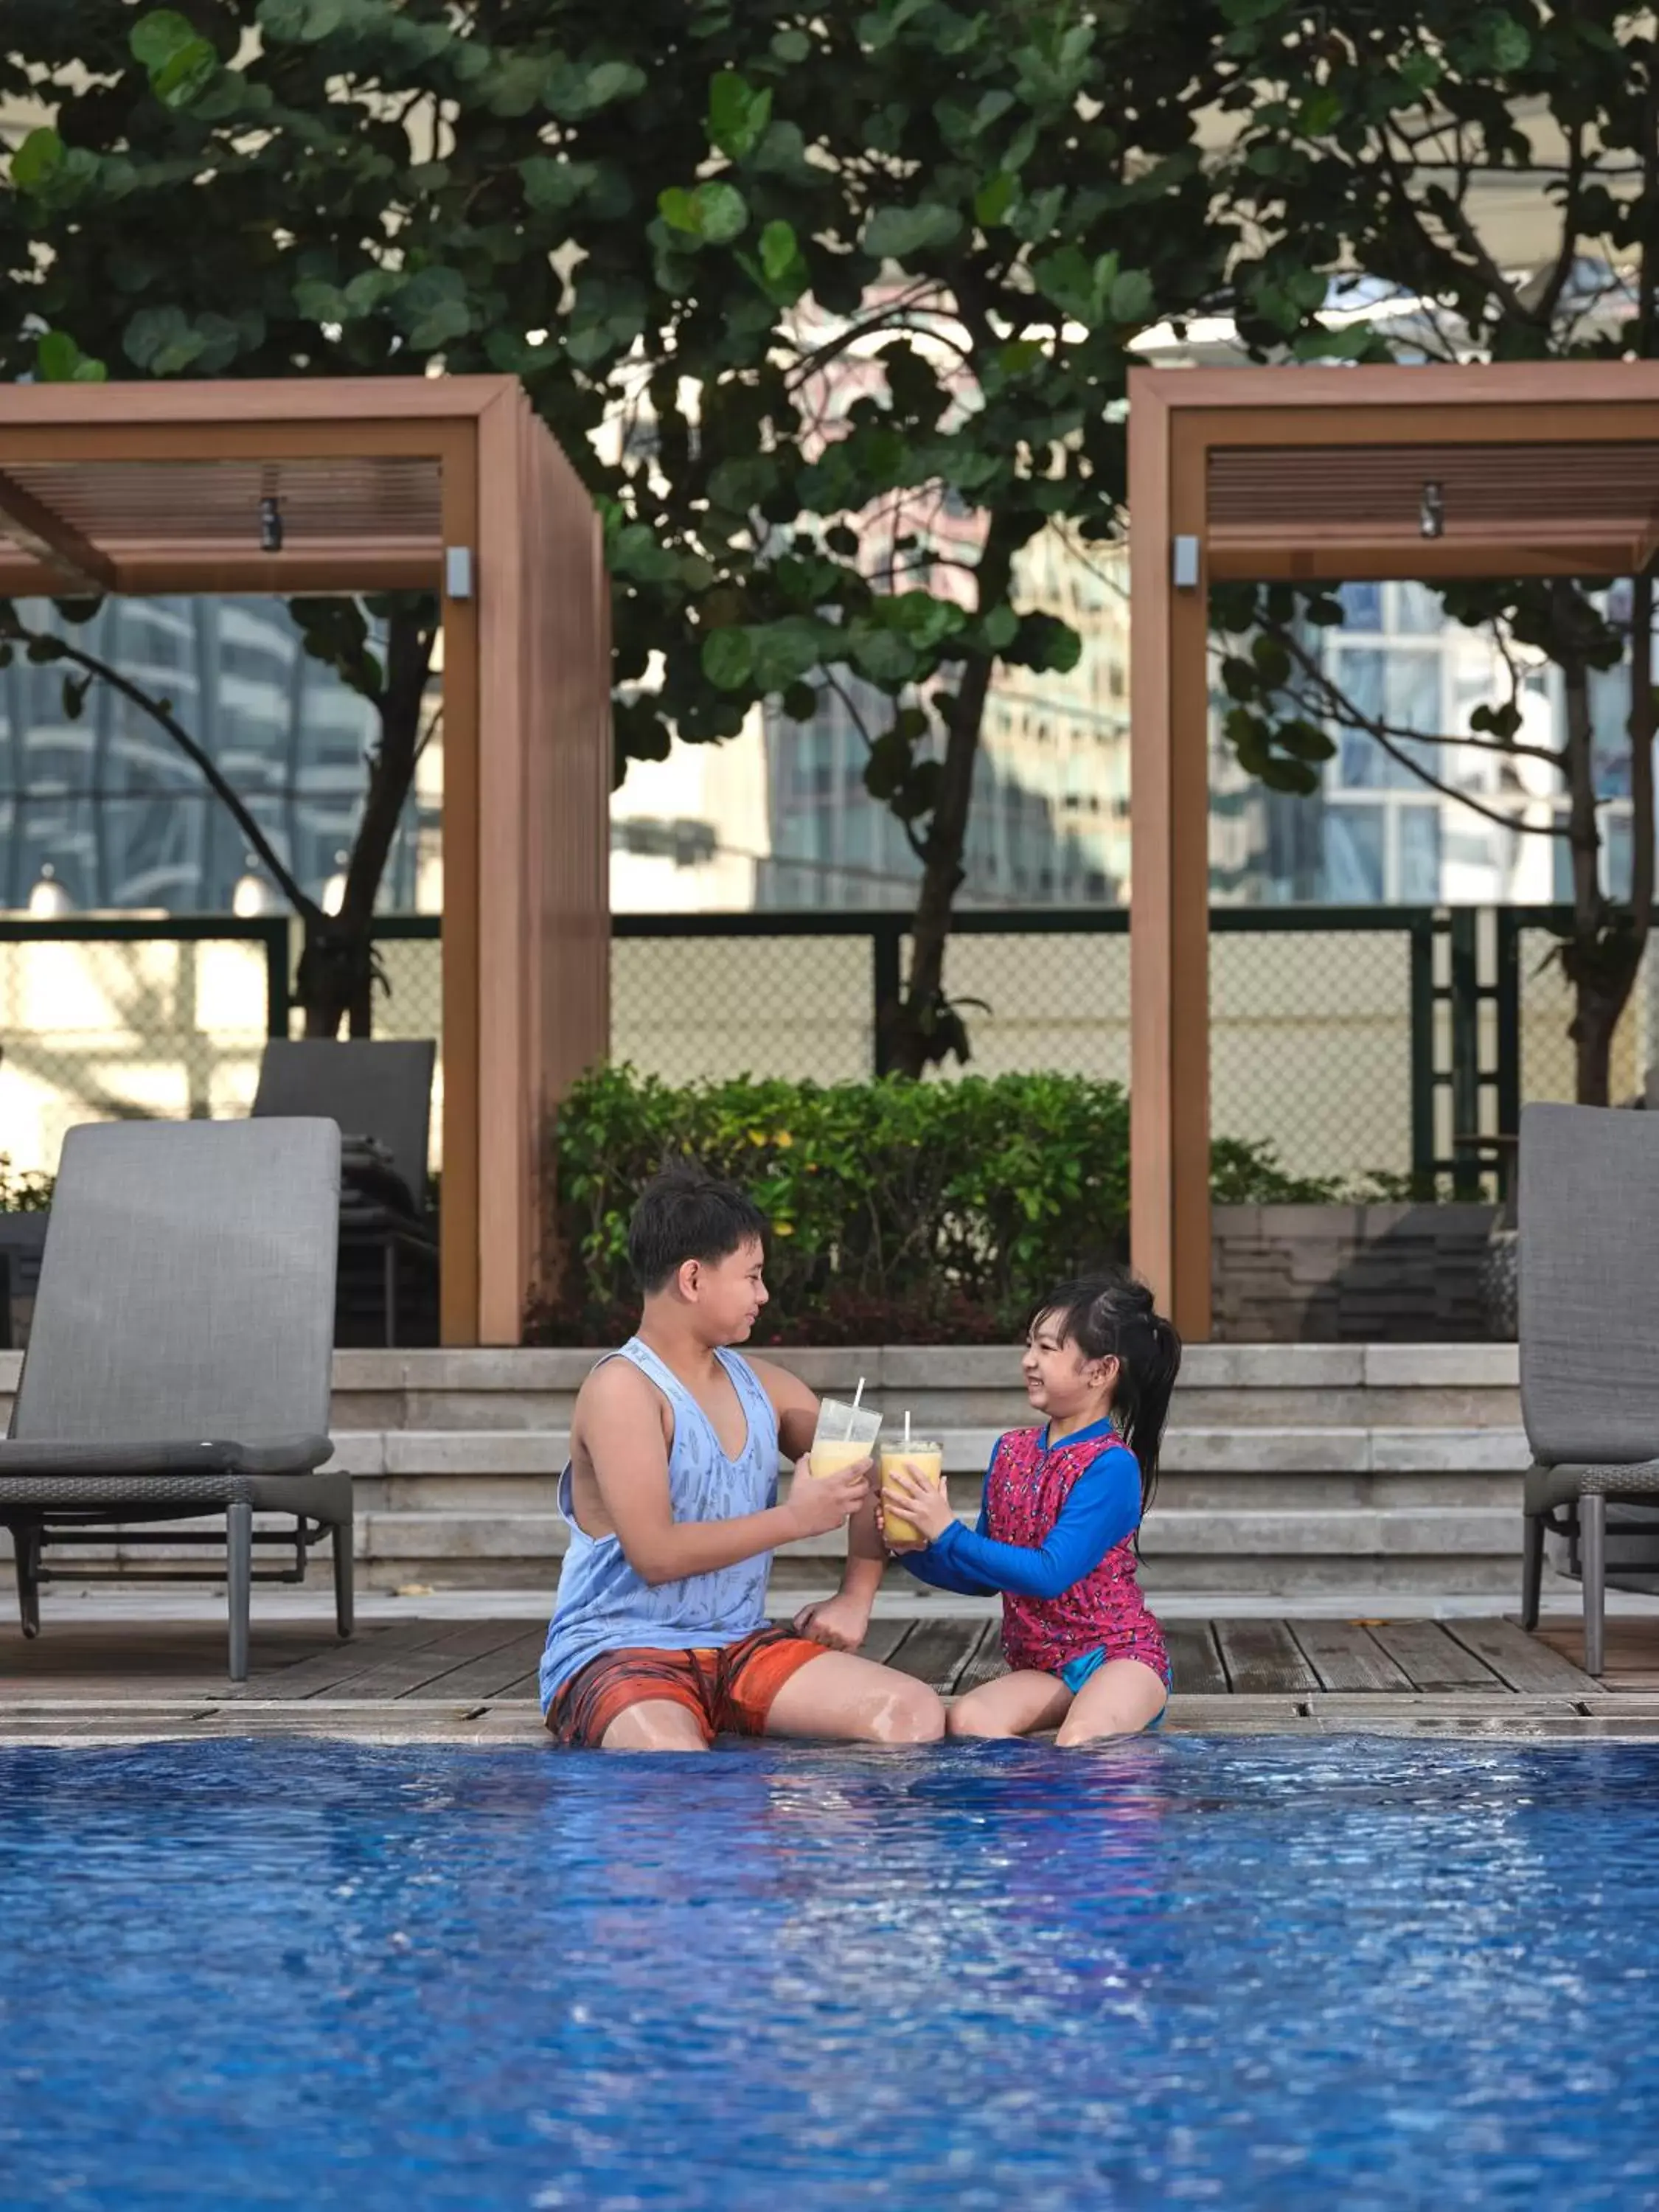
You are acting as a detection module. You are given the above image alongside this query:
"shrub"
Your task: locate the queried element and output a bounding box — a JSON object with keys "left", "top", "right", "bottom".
{"left": 0, "top": 1155, "right": 52, "bottom": 1212}
{"left": 530, "top": 1065, "right": 1340, "bottom": 1346}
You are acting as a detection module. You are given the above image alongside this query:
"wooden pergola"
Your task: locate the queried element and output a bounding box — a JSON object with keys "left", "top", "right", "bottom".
{"left": 0, "top": 377, "right": 611, "bottom": 1345}
{"left": 1128, "top": 360, "right": 1659, "bottom": 1338}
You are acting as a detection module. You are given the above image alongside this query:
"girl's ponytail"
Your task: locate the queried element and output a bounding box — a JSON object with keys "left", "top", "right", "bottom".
{"left": 1036, "top": 1271, "right": 1183, "bottom": 1514}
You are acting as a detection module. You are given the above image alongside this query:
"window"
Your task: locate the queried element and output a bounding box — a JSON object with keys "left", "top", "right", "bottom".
{"left": 1338, "top": 582, "right": 1384, "bottom": 631}
{"left": 1323, "top": 803, "right": 1385, "bottom": 901}
{"left": 1397, "top": 807, "right": 1442, "bottom": 902}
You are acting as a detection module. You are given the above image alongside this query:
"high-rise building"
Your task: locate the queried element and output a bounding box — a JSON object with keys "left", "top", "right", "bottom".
{"left": 0, "top": 596, "right": 439, "bottom": 914}
{"left": 759, "top": 527, "right": 1131, "bottom": 911}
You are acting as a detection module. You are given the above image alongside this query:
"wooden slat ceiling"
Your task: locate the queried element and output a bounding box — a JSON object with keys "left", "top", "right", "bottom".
{"left": 1208, "top": 441, "right": 1659, "bottom": 579}
{"left": 0, "top": 455, "right": 444, "bottom": 595}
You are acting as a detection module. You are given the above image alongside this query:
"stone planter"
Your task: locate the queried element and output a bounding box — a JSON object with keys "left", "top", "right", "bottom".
{"left": 1212, "top": 1202, "right": 1500, "bottom": 1343}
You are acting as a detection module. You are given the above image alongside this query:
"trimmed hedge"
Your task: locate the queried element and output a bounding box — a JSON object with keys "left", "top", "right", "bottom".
{"left": 529, "top": 1065, "right": 1340, "bottom": 1346}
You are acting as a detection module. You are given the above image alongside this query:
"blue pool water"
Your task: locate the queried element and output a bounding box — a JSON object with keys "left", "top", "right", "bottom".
{"left": 1, "top": 1736, "right": 1658, "bottom": 2209}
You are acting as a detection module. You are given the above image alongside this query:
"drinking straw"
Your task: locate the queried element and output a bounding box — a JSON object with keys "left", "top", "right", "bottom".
{"left": 904, "top": 1409, "right": 911, "bottom": 1452}
{"left": 853, "top": 1377, "right": 866, "bottom": 1412}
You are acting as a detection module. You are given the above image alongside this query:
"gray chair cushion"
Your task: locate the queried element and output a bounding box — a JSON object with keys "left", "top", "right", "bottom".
{"left": 0, "top": 1435, "right": 332, "bottom": 1479}
{"left": 1520, "top": 1102, "right": 1659, "bottom": 1466}
{"left": 12, "top": 1119, "right": 341, "bottom": 1447}
{"left": 252, "top": 1040, "right": 435, "bottom": 1206}
{"left": 0, "top": 1466, "right": 351, "bottom": 1522}
{"left": 1526, "top": 1460, "right": 1659, "bottom": 1514}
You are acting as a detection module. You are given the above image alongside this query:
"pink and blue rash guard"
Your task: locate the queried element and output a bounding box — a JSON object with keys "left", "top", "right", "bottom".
{"left": 900, "top": 1417, "right": 1169, "bottom": 1682}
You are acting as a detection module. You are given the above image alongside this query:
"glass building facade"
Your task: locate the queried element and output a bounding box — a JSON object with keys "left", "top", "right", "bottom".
{"left": 0, "top": 597, "right": 437, "bottom": 913}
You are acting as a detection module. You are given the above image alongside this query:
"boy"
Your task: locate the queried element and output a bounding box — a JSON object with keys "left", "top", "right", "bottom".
{"left": 539, "top": 1163, "right": 944, "bottom": 1751}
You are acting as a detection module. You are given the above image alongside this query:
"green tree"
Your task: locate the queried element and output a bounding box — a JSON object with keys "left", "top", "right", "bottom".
{"left": 1, "top": 0, "right": 1239, "bottom": 1066}
{"left": 1208, "top": 0, "right": 1659, "bottom": 1107}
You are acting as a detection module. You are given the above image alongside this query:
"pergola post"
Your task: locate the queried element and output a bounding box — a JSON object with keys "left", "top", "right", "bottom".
{"left": 1129, "top": 375, "right": 1214, "bottom": 1339}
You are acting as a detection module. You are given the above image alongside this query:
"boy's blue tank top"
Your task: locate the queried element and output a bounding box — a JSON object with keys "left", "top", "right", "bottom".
{"left": 538, "top": 1337, "right": 781, "bottom": 1711}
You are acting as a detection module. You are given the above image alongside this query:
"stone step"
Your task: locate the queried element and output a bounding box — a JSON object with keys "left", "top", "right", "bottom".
{"left": 0, "top": 1343, "right": 1517, "bottom": 1437}
{"left": 319, "top": 1425, "right": 1531, "bottom": 1481}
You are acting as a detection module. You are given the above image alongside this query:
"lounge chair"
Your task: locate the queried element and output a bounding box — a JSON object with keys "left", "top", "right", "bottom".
{"left": 0, "top": 1118, "right": 349, "bottom": 1683}
{"left": 251, "top": 1039, "right": 437, "bottom": 1347}
{"left": 1518, "top": 1101, "right": 1659, "bottom": 1676}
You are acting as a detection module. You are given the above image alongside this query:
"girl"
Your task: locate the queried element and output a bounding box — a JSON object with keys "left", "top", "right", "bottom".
{"left": 883, "top": 1270, "right": 1180, "bottom": 1744}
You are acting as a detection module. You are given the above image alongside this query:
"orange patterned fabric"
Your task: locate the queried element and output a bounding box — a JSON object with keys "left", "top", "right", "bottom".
{"left": 545, "top": 1624, "right": 827, "bottom": 1748}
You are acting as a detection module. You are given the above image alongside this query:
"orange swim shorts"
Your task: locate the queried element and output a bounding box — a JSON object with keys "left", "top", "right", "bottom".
{"left": 545, "top": 1624, "right": 829, "bottom": 1748}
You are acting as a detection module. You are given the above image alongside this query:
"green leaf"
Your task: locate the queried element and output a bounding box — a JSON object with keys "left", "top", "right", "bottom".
{"left": 709, "top": 71, "right": 773, "bottom": 159}
{"left": 1107, "top": 268, "right": 1156, "bottom": 324}
{"left": 520, "top": 156, "right": 599, "bottom": 213}
{"left": 257, "top": 0, "right": 345, "bottom": 35}
{"left": 982, "top": 604, "right": 1018, "bottom": 653}
{"left": 658, "top": 187, "right": 700, "bottom": 235}
{"left": 37, "top": 330, "right": 88, "bottom": 383}
{"left": 658, "top": 181, "right": 748, "bottom": 244}
{"left": 406, "top": 298, "right": 473, "bottom": 350}
{"left": 10, "top": 128, "right": 64, "bottom": 193}
{"left": 130, "top": 10, "right": 219, "bottom": 108}
{"left": 974, "top": 172, "right": 1016, "bottom": 228}
{"left": 995, "top": 337, "right": 1044, "bottom": 379}
{"left": 1473, "top": 8, "right": 1531, "bottom": 71}
{"left": 1251, "top": 633, "right": 1291, "bottom": 688}
{"left": 862, "top": 202, "right": 962, "bottom": 261}
{"left": 848, "top": 624, "right": 918, "bottom": 684}
{"left": 122, "top": 304, "right": 206, "bottom": 375}
{"left": 544, "top": 58, "right": 647, "bottom": 118}
{"left": 701, "top": 627, "right": 755, "bottom": 692}
{"left": 771, "top": 27, "right": 811, "bottom": 63}
{"left": 759, "top": 220, "right": 799, "bottom": 285}
{"left": 781, "top": 681, "right": 818, "bottom": 720}
{"left": 885, "top": 591, "right": 965, "bottom": 650}
{"left": 130, "top": 7, "right": 201, "bottom": 67}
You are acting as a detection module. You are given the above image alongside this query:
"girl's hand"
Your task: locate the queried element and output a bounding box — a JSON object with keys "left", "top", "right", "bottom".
{"left": 883, "top": 1458, "right": 953, "bottom": 1545}
{"left": 874, "top": 1494, "right": 928, "bottom": 1557}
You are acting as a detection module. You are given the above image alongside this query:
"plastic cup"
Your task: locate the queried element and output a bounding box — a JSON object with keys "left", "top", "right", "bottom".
{"left": 880, "top": 1441, "right": 944, "bottom": 1545}
{"left": 808, "top": 1397, "right": 881, "bottom": 1479}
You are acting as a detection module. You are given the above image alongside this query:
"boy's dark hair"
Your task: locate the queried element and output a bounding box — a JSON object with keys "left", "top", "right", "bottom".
{"left": 628, "top": 1162, "right": 768, "bottom": 1294}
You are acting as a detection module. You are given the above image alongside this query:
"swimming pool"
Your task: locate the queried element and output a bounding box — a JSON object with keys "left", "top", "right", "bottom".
{"left": 1, "top": 1736, "right": 1655, "bottom": 2209}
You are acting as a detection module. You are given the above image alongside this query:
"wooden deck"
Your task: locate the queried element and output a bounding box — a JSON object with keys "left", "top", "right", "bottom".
{"left": 7, "top": 1611, "right": 1659, "bottom": 1742}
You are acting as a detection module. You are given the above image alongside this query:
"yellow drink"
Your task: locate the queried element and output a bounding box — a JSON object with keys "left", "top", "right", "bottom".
{"left": 880, "top": 1443, "right": 944, "bottom": 1545}
{"left": 808, "top": 1439, "right": 872, "bottom": 1481}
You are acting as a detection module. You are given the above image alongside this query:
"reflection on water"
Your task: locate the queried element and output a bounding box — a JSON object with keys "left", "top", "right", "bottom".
{"left": 1, "top": 1736, "right": 1656, "bottom": 2210}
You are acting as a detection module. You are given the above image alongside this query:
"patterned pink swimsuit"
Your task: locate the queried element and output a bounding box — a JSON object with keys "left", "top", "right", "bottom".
{"left": 989, "top": 1426, "right": 1169, "bottom": 1681}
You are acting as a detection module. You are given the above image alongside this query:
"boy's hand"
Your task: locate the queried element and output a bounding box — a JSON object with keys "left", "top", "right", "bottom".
{"left": 782, "top": 1455, "right": 871, "bottom": 1540}
{"left": 883, "top": 1459, "right": 954, "bottom": 1545}
{"left": 793, "top": 1592, "right": 871, "bottom": 1652}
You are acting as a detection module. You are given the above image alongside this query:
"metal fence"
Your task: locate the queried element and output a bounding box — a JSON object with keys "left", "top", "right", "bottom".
{"left": 0, "top": 907, "right": 1646, "bottom": 1194}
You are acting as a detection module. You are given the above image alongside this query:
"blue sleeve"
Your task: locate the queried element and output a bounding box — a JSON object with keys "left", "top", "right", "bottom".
{"left": 895, "top": 1470, "right": 996, "bottom": 1598}
{"left": 923, "top": 1444, "right": 1141, "bottom": 1601}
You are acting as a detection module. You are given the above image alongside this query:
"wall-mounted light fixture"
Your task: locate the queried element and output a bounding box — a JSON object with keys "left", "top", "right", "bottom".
{"left": 1419, "top": 481, "right": 1444, "bottom": 540}
{"left": 260, "top": 495, "right": 284, "bottom": 553}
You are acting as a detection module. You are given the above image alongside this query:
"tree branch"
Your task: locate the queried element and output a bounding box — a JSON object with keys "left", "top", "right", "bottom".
{"left": 1264, "top": 625, "right": 1566, "bottom": 836}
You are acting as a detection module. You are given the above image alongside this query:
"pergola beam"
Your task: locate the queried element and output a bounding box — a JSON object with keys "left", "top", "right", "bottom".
{"left": 0, "top": 467, "right": 116, "bottom": 596}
